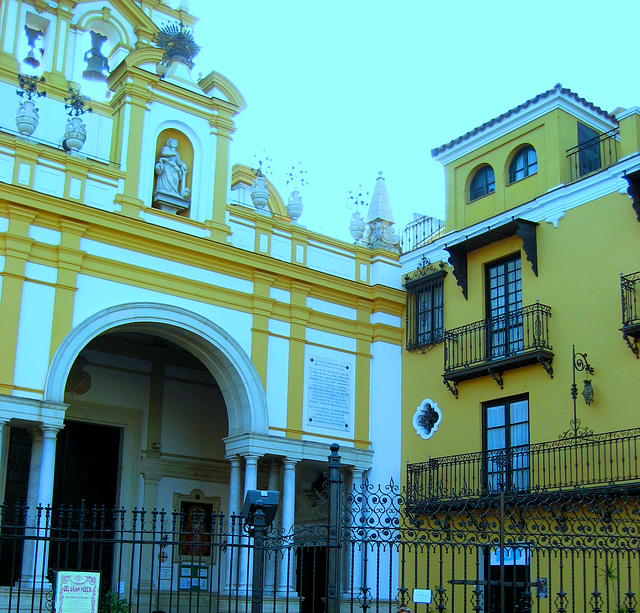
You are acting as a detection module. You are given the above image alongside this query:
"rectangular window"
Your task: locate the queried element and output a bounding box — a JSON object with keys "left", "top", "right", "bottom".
{"left": 405, "top": 269, "right": 445, "bottom": 351}
{"left": 486, "top": 256, "right": 522, "bottom": 359}
{"left": 578, "top": 122, "right": 601, "bottom": 177}
{"left": 483, "top": 396, "right": 529, "bottom": 492}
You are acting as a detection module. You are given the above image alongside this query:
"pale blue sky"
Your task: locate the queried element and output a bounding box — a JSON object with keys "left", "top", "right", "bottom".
{"left": 189, "top": 0, "right": 639, "bottom": 243}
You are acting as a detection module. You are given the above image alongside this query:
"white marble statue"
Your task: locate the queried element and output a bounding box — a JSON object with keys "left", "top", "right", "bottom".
{"left": 154, "top": 138, "right": 189, "bottom": 199}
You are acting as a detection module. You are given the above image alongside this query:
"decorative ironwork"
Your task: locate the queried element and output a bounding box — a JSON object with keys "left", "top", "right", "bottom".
{"left": 443, "top": 302, "right": 553, "bottom": 388}
{"left": 406, "top": 426, "right": 640, "bottom": 501}
{"left": 489, "top": 369, "right": 504, "bottom": 388}
{"left": 621, "top": 271, "right": 640, "bottom": 357}
{"left": 155, "top": 21, "right": 201, "bottom": 69}
{"left": 3, "top": 445, "right": 640, "bottom": 613}
{"left": 443, "top": 377, "right": 458, "bottom": 398}
{"left": 566, "top": 345, "right": 595, "bottom": 439}
{"left": 567, "top": 128, "right": 619, "bottom": 182}
{"left": 404, "top": 259, "right": 446, "bottom": 352}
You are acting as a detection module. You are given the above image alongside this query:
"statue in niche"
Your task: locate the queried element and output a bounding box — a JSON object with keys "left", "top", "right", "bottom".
{"left": 153, "top": 138, "right": 190, "bottom": 213}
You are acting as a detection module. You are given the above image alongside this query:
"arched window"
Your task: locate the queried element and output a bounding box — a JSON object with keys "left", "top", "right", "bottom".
{"left": 509, "top": 146, "right": 537, "bottom": 183}
{"left": 470, "top": 166, "right": 495, "bottom": 202}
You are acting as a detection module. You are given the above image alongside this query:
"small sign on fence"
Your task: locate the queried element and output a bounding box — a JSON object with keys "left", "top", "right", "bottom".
{"left": 53, "top": 570, "right": 101, "bottom": 613}
{"left": 179, "top": 564, "right": 209, "bottom": 591}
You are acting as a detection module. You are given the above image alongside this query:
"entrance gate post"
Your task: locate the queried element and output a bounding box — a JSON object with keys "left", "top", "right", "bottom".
{"left": 326, "top": 443, "right": 342, "bottom": 613}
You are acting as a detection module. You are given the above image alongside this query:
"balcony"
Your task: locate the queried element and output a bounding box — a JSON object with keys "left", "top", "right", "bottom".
{"left": 400, "top": 215, "right": 445, "bottom": 253}
{"left": 567, "top": 128, "right": 619, "bottom": 182}
{"left": 406, "top": 427, "right": 640, "bottom": 506}
{"left": 621, "top": 270, "right": 640, "bottom": 357}
{"left": 443, "top": 302, "right": 553, "bottom": 390}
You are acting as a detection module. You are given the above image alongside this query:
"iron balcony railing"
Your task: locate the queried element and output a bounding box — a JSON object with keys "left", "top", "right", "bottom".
{"left": 567, "top": 128, "right": 619, "bottom": 182}
{"left": 400, "top": 215, "right": 445, "bottom": 253}
{"left": 406, "top": 427, "right": 640, "bottom": 504}
{"left": 443, "top": 302, "right": 552, "bottom": 379}
{"left": 621, "top": 270, "right": 640, "bottom": 330}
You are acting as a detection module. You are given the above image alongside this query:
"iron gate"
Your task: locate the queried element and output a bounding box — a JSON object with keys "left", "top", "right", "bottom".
{"left": 1, "top": 444, "right": 639, "bottom": 613}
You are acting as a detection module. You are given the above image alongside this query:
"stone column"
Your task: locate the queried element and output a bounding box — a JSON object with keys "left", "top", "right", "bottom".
{"left": 139, "top": 474, "right": 162, "bottom": 590}
{"left": 265, "top": 460, "right": 281, "bottom": 592}
{"left": 238, "top": 453, "right": 260, "bottom": 589}
{"left": 21, "top": 428, "right": 43, "bottom": 581}
{"left": 23, "top": 425, "right": 60, "bottom": 586}
{"left": 226, "top": 455, "right": 243, "bottom": 591}
{"left": 277, "top": 458, "right": 297, "bottom": 595}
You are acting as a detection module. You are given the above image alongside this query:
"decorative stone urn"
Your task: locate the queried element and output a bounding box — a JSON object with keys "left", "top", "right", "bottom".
{"left": 16, "top": 100, "right": 39, "bottom": 136}
{"left": 349, "top": 211, "right": 366, "bottom": 241}
{"left": 63, "top": 116, "right": 87, "bottom": 153}
{"left": 251, "top": 172, "right": 270, "bottom": 212}
{"left": 287, "top": 190, "right": 303, "bottom": 222}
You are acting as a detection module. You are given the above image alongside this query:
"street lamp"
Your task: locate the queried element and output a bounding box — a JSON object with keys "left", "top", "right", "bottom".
{"left": 569, "top": 345, "right": 595, "bottom": 439}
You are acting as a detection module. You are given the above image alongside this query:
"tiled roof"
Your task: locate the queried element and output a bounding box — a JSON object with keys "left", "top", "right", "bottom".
{"left": 431, "top": 84, "right": 617, "bottom": 158}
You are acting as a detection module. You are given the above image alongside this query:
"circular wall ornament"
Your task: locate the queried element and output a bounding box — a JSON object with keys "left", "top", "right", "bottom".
{"left": 412, "top": 399, "right": 442, "bottom": 440}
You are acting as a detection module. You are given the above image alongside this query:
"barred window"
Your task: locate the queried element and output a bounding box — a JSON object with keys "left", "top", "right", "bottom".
{"left": 405, "top": 264, "right": 446, "bottom": 351}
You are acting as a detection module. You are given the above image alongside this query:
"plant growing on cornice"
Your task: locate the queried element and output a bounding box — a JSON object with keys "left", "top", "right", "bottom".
{"left": 64, "top": 87, "right": 92, "bottom": 117}
{"left": 285, "top": 162, "right": 309, "bottom": 192}
{"left": 156, "top": 21, "right": 201, "bottom": 69}
{"left": 347, "top": 185, "right": 370, "bottom": 214}
{"left": 17, "top": 74, "right": 46, "bottom": 101}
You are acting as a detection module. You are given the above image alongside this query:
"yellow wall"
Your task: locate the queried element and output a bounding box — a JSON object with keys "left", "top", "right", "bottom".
{"left": 403, "top": 160, "right": 640, "bottom": 468}
{"left": 444, "top": 109, "right": 611, "bottom": 232}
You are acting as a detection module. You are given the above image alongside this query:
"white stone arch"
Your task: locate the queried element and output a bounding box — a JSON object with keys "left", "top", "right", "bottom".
{"left": 44, "top": 303, "right": 268, "bottom": 436}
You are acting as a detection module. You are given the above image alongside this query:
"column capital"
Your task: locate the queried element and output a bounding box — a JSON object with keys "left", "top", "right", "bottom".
{"left": 142, "top": 473, "right": 162, "bottom": 485}
{"left": 282, "top": 458, "right": 298, "bottom": 469}
{"left": 243, "top": 453, "right": 261, "bottom": 464}
{"left": 41, "top": 425, "right": 61, "bottom": 438}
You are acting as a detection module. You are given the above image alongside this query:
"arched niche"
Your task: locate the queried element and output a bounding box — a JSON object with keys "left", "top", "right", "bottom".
{"left": 153, "top": 129, "right": 194, "bottom": 216}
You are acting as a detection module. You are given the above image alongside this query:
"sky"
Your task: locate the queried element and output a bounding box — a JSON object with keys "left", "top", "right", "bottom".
{"left": 187, "top": 0, "right": 639, "bottom": 243}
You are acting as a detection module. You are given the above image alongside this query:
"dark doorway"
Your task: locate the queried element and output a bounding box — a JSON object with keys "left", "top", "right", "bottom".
{"left": 52, "top": 421, "right": 120, "bottom": 510}
{"left": 0, "top": 427, "right": 33, "bottom": 585}
{"left": 296, "top": 546, "right": 327, "bottom": 613}
{"left": 50, "top": 421, "right": 121, "bottom": 589}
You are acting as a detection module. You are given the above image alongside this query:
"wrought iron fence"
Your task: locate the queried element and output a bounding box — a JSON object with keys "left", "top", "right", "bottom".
{"left": 2, "top": 445, "right": 640, "bottom": 613}
{"left": 567, "top": 128, "right": 619, "bottom": 182}
{"left": 444, "top": 303, "right": 552, "bottom": 376}
{"left": 406, "top": 426, "right": 640, "bottom": 502}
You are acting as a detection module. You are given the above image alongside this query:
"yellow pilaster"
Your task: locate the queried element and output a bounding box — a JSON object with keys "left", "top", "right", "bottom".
{"left": 618, "top": 112, "right": 640, "bottom": 158}
{"left": 0, "top": 207, "right": 36, "bottom": 394}
{"left": 354, "top": 300, "right": 373, "bottom": 449}
{"left": 47, "top": 2, "right": 74, "bottom": 89}
{"left": 49, "top": 220, "right": 86, "bottom": 361}
{"left": 208, "top": 112, "right": 234, "bottom": 243}
{"left": 108, "top": 68, "right": 154, "bottom": 216}
{"left": 251, "top": 271, "right": 276, "bottom": 388}
{"left": 286, "top": 281, "right": 311, "bottom": 439}
{"left": 544, "top": 113, "right": 563, "bottom": 186}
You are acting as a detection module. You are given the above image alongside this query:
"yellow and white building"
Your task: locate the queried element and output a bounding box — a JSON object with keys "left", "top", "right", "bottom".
{"left": 0, "top": 0, "right": 406, "bottom": 591}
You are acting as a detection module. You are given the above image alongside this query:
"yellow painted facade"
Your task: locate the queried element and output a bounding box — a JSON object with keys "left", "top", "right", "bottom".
{"left": 399, "top": 86, "right": 640, "bottom": 613}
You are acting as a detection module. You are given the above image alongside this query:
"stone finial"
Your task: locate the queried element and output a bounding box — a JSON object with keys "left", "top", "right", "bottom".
{"left": 360, "top": 172, "right": 400, "bottom": 253}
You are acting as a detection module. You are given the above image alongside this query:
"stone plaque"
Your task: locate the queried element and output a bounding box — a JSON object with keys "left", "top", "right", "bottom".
{"left": 306, "top": 355, "right": 352, "bottom": 432}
